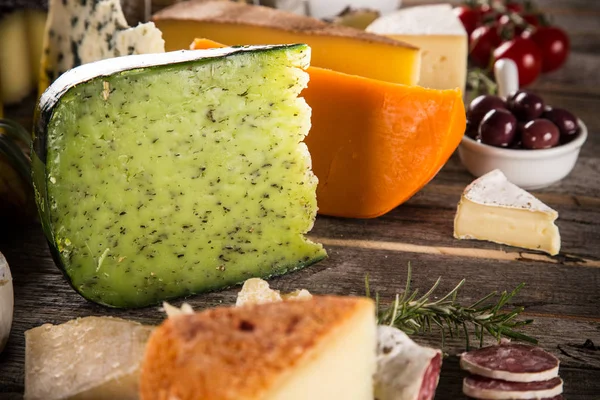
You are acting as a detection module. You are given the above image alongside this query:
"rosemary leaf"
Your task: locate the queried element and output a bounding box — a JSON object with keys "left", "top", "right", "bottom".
{"left": 367, "top": 264, "right": 537, "bottom": 349}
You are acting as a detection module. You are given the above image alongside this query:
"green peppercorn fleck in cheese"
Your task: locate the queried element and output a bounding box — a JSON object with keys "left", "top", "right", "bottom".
{"left": 32, "top": 45, "right": 326, "bottom": 308}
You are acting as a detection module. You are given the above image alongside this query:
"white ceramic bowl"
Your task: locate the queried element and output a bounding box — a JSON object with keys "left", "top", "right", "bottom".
{"left": 458, "top": 119, "right": 588, "bottom": 190}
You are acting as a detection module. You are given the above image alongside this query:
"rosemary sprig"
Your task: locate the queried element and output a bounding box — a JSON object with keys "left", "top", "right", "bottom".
{"left": 367, "top": 263, "right": 537, "bottom": 349}
{"left": 466, "top": 69, "right": 498, "bottom": 104}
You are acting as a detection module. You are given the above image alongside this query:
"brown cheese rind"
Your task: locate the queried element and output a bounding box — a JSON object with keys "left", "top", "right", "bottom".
{"left": 152, "top": 0, "right": 417, "bottom": 49}
{"left": 140, "top": 296, "right": 373, "bottom": 400}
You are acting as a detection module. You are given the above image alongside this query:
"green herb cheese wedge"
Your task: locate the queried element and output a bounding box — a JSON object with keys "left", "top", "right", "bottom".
{"left": 32, "top": 44, "right": 326, "bottom": 308}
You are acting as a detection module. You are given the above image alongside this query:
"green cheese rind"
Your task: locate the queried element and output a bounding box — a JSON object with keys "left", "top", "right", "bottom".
{"left": 32, "top": 45, "right": 326, "bottom": 308}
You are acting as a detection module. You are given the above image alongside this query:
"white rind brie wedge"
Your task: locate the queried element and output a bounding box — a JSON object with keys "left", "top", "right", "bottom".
{"left": 454, "top": 169, "right": 560, "bottom": 255}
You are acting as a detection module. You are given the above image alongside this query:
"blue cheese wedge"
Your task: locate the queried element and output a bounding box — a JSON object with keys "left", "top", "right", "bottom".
{"left": 39, "top": 0, "right": 165, "bottom": 92}
{"left": 454, "top": 169, "right": 561, "bottom": 255}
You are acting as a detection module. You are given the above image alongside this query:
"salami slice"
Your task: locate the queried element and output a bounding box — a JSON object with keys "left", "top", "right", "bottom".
{"left": 472, "top": 396, "right": 563, "bottom": 400}
{"left": 460, "top": 343, "right": 559, "bottom": 382}
{"left": 463, "top": 375, "right": 563, "bottom": 400}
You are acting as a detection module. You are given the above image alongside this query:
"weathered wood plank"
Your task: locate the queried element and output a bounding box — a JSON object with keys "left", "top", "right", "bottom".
{"left": 436, "top": 358, "right": 600, "bottom": 400}
{"left": 1, "top": 226, "right": 599, "bottom": 395}
{"left": 311, "top": 176, "right": 600, "bottom": 261}
{"left": 1, "top": 213, "right": 598, "bottom": 322}
{"left": 1, "top": 0, "right": 599, "bottom": 397}
{"left": 531, "top": 53, "right": 600, "bottom": 96}
{"left": 0, "top": 224, "right": 598, "bottom": 353}
{"left": 433, "top": 152, "right": 600, "bottom": 200}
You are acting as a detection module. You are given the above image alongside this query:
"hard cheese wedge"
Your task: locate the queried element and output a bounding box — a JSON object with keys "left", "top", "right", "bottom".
{"left": 25, "top": 9, "right": 47, "bottom": 86}
{"left": 153, "top": 0, "right": 420, "bottom": 85}
{"left": 0, "top": 10, "right": 33, "bottom": 104}
{"left": 32, "top": 45, "right": 326, "bottom": 308}
{"left": 140, "top": 296, "right": 376, "bottom": 400}
{"left": 39, "top": 0, "right": 165, "bottom": 92}
{"left": 454, "top": 169, "right": 561, "bottom": 255}
{"left": 24, "top": 317, "right": 153, "bottom": 400}
{"left": 192, "top": 39, "right": 466, "bottom": 218}
{"left": 367, "top": 4, "right": 467, "bottom": 91}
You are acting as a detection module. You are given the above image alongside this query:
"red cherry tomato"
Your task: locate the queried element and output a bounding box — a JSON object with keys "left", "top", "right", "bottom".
{"left": 478, "top": 4, "right": 494, "bottom": 21}
{"left": 498, "top": 14, "right": 512, "bottom": 28}
{"left": 454, "top": 6, "right": 481, "bottom": 36}
{"left": 470, "top": 25, "right": 502, "bottom": 68}
{"left": 522, "top": 13, "right": 541, "bottom": 28}
{"left": 493, "top": 37, "right": 543, "bottom": 86}
{"left": 505, "top": 2, "right": 524, "bottom": 13}
{"left": 497, "top": 14, "right": 519, "bottom": 34}
{"left": 522, "top": 26, "right": 570, "bottom": 73}
{"left": 516, "top": 14, "right": 542, "bottom": 35}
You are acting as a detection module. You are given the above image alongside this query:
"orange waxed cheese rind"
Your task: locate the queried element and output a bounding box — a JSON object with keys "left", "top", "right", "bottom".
{"left": 191, "top": 39, "right": 466, "bottom": 219}
{"left": 304, "top": 67, "right": 465, "bottom": 218}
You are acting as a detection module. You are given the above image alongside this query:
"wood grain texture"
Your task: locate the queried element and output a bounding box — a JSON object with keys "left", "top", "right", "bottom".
{"left": 1, "top": 0, "right": 600, "bottom": 397}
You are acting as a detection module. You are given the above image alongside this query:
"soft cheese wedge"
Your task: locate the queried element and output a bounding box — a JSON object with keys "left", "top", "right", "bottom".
{"left": 454, "top": 170, "right": 561, "bottom": 255}
{"left": 24, "top": 317, "right": 153, "bottom": 400}
{"left": 140, "top": 296, "right": 377, "bottom": 400}
{"left": 32, "top": 45, "right": 325, "bottom": 308}
{"left": 367, "top": 4, "right": 467, "bottom": 91}
{"left": 153, "top": 0, "right": 420, "bottom": 85}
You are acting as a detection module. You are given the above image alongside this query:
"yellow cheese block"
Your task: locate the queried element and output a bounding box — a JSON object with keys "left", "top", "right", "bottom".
{"left": 25, "top": 10, "right": 47, "bottom": 87}
{"left": 0, "top": 11, "right": 33, "bottom": 104}
{"left": 153, "top": 1, "right": 420, "bottom": 85}
{"left": 367, "top": 4, "right": 467, "bottom": 91}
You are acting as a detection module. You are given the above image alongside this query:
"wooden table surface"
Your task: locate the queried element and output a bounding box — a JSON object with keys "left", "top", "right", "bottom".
{"left": 1, "top": 0, "right": 599, "bottom": 398}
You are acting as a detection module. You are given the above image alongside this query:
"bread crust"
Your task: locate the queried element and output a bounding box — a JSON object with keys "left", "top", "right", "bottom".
{"left": 140, "top": 296, "right": 373, "bottom": 400}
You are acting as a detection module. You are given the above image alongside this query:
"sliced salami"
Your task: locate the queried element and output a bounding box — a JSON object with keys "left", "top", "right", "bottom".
{"left": 460, "top": 343, "right": 559, "bottom": 382}
{"left": 463, "top": 375, "right": 563, "bottom": 400}
{"left": 470, "top": 396, "right": 563, "bottom": 400}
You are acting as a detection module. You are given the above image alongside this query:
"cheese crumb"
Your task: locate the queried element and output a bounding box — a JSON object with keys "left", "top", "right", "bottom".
{"left": 236, "top": 278, "right": 312, "bottom": 306}
{"left": 162, "top": 302, "right": 194, "bottom": 318}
